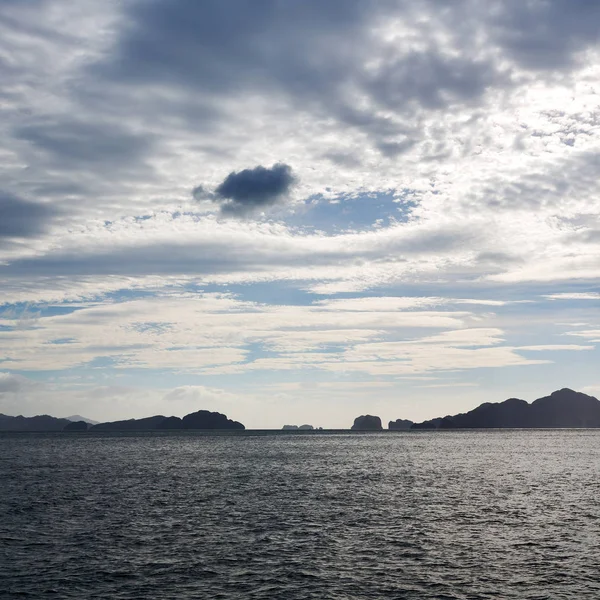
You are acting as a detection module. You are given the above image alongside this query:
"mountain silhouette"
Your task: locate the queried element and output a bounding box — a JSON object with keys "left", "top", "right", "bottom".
{"left": 410, "top": 389, "right": 600, "bottom": 429}
{"left": 0, "top": 413, "right": 71, "bottom": 432}
{"left": 89, "top": 410, "right": 244, "bottom": 432}
{"left": 0, "top": 410, "right": 244, "bottom": 432}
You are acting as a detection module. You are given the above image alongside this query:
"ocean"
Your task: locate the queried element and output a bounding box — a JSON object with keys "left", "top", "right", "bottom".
{"left": 1, "top": 430, "right": 599, "bottom": 599}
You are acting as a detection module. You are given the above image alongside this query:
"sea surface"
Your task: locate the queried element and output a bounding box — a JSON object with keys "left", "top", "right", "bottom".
{"left": 1, "top": 430, "right": 600, "bottom": 599}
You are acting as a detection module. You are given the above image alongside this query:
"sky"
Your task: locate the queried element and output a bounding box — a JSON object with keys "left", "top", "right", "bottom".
{"left": 1, "top": 0, "right": 599, "bottom": 428}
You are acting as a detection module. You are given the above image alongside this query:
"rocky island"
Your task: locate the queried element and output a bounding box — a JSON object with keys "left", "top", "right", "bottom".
{"left": 90, "top": 409, "right": 245, "bottom": 431}
{"left": 351, "top": 415, "right": 383, "bottom": 431}
{"left": 410, "top": 388, "right": 600, "bottom": 429}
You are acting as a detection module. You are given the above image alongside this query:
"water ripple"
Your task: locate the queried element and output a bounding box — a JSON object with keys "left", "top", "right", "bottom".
{"left": 1, "top": 430, "right": 600, "bottom": 599}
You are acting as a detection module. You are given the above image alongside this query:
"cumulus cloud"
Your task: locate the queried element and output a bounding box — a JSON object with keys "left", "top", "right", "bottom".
{"left": 207, "top": 163, "right": 296, "bottom": 216}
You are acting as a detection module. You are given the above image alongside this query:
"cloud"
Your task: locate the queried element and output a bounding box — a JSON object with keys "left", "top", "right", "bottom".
{"left": 209, "top": 163, "right": 296, "bottom": 216}
{"left": 0, "top": 212, "right": 475, "bottom": 282}
{"left": 0, "top": 374, "right": 258, "bottom": 423}
{"left": 1, "top": 291, "right": 594, "bottom": 379}
{"left": 491, "top": 0, "right": 600, "bottom": 71}
{"left": 95, "top": 0, "right": 378, "bottom": 93}
{"left": 87, "top": 0, "right": 512, "bottom": 156}
{"left": 0, "top": 372, "right": 43, "bottom": 396}
{"left": 14, "top": 118, "right": 153, "bottom": 171}
{"left": 0, "top": 191, "right": 60, "bottom": 239}
{"left": 544, "top": 293, "right": 600, "bottom": 301}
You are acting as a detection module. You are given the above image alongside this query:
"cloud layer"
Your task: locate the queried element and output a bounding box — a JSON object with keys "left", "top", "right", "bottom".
{"left": 0, "top": 192, "right": 60, "bottom": 239}
{"left": 0, "top": 0, "right": 599, "bottom": 424}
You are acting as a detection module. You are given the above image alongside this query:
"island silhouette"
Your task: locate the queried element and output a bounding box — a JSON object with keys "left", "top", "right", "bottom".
{"left": 0, "top": 409, "right": 244, "bottom": 432}
{"left": 1, "top": 388, "right": 599, "bottom": 431}
{"left": 351, "top": 415, "right": 383, "bottom": 431}
{"left": 91, "top": 410, "right": 245, "bottom": 432}
{"left": 407, "top": 388, "right": 600, "bottom": 429}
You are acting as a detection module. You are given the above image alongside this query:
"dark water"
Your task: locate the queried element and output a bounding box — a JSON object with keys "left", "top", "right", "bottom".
{"left": 2, "top": 431, "right": 600, "bottom": 599}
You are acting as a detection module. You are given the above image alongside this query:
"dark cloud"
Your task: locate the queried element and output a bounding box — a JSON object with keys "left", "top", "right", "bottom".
{"left": 14, "top": 119, "right": 152, "bottom": 170}
{"left": 0, "top": 192, "right": 60, "bottom": 239}
{"left": 492, "top": 0, "right": 600, "bottom": 71}
{"left": 0, "top": 239, "right": 343, "bottom": 278}
{"left": 377, "top": 139, "right": 417, "bottom": 158}
{"left": 363, "top": 51, "right": 502, "bottom": 113}
{"left": 211, "top": 163, "right": 296, "bottom": 216}
{"left": 90, "top": 0, "right": 506, "bottom": 153}
{"left": 96, "top": 0, "right": 375, "bottom": 91}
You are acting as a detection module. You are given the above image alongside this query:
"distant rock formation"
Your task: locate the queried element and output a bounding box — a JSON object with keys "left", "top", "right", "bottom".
{"left": 388, "top": 419, "right": 414, "bottom": 430}
{"left": 411, "top": 389, "right": 600, "bottom": 429}
{"left": 181, "top": 410, "right": 244, "bottom": 430}
{"left": 90, "top": 409, "right": 245, "bottom": 431}
{"left": 298, "top": 424, "right": 314, "bottom": 430}
{"left": 351, "top": 415, "right": 383, "bottom": 431}
{"left": 0, "top": 414, "right": 72, "bottom": 432}
{"left": 282, "top": 425, "right": 298, "bottom": 430}
{"left": 63, "top": 420, "right": 89, "bottom": 432}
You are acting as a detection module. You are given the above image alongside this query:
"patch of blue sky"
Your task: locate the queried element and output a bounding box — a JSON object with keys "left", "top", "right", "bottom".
{"left": 284, "top": 190, "right": 418, "bottom": 234}
{"left": 349, "top": 279, "right": 598, "bottom": 305}
{"left": 0, "top": 302, "right": 91, "bottom": 321}
{"left": 243, "top": 341, "right": 348, "bottom": 361}
{"left": 237, "top": 341, "right": 276, "bottom": 363}
{"left": 209, "top": 281, "right": 319, "bottom": 306}
{"left": 46, "top": 338, "right": 76, "bottom": 345}
{"left": 192, "top": 280, "right": 570, "bottom": 311}
{"left": 101, "top": 288, "right": 159, "bottom": 303}
{"left": 83, "top": 356, "right": 124, "bottom": 369}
